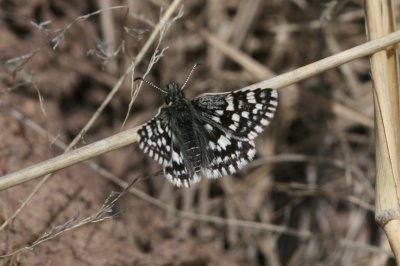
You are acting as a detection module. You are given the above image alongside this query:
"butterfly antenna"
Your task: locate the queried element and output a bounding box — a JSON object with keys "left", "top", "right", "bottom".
{"left": 134, "top": 77, "right": 167, "bottom": 93}
{"left": 181, "top": 63, "right": 201, "bottom": 91}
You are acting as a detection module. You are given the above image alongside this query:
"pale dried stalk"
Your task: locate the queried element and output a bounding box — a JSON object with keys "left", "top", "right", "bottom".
{"left": 98, "top": 0, "right": 117, "bottom": 74}
{"left": 365, "top": 0, "right": 400, "bottom": 261}
{"left": 2, "top": 30, "right": 400, "bottom": 191}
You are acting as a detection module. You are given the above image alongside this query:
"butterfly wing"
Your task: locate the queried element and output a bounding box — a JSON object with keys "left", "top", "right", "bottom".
{"left": 191, "top": 88, "right": 278, "bottom": 178}
{"left": 198, "top": 122, "right": 257, "bottom": 178}
{"left": 137, "top": 109, "right": 172, "bottom": 167}
{"left": 163, "top": 135, "right": 201, "bottom": 187}
{"left": 191, "top": 88, "right": 278, "bottom": 140}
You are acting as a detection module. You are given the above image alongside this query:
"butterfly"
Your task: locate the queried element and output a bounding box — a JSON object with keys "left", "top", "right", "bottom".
{"left": 137, "top": 64, "right": 278, "bottom": 187}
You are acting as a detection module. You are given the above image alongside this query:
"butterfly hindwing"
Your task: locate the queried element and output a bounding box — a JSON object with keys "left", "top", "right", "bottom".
{"left": 199, "top": 119, "right": 256, "bottom": 179}
{"left": 163, "top": 136, "right": 201, "bottom": 187}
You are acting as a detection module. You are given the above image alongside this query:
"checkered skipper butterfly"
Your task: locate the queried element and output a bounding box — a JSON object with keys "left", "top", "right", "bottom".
{"left": 137, "top": 64, "right": 278, "bottom": 187}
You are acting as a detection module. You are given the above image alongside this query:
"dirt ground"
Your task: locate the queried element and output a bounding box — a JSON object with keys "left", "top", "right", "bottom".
{"left": 0, "top": 0, "right": 394, "bottom": 265}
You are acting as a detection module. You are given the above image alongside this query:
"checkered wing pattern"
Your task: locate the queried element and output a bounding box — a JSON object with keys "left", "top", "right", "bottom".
{"left": 163, "top": 136, "right": 201, "bottom": 187}
{"left": 192, "top": 88, "right": 278, "bottom": 179}
{"left": 137, "top": 110, "right": 171, "bottom": 167}
{"left": 138, "top": 108, "right": 201, "bottom": 187}
{"left": 199, "top": 124, "right": 257, "bottom": 179}
{"left": 192, "top": 88, "right": 278, "bottom": 140}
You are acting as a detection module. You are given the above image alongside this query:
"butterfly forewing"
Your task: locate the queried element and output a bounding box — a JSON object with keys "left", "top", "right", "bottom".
{"left": 192, "top": 88, "right": 278, "bottom": 140}
{"left": 137, "top": 110, "right": 172, "bottom": 167}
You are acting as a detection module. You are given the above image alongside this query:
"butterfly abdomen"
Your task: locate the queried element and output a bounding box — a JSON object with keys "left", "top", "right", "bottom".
{"left": 183, "top": 138, "right": 202, "bottom": 172}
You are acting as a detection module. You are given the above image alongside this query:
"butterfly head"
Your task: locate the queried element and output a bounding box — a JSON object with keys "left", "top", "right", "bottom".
{"left": 165, "top": 82, "right": 185, "bottom": 105}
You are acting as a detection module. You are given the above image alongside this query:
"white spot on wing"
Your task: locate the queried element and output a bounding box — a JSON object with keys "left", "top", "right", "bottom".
{"left": 270, "top": 100, "right": 278, "bottom": 107}
{"left": 226, "top": 100, "right": 234, "bottom": 111}
{"left": 175, "top": 178, "right": 182, "bottom": 187}
{"left": 265, "top": 112, "right": 274, "bottom": 118}
{"left": 232, "top": 113, "right": 240, "bottom": 122}
{"left": 209, "top": 141, "right": 216, "bottom": 150}
{"left": 191, "top": 174, "right": 201, "bottom": 184}
{"left": 246, "top": 92, "right": 256, "bottom": 104}
{"left": 213, "top": 169, "right": 221, "bottom": 178}
{"left": 172, "top": 151, "right": 181, "bottom": 164}
{"left": 212, "top": 116, "right": 221, "bottom": 123}
{"left": 229, "top": 165, "right": 236, "bottom": 174}
{"left": 217, "top": 135, "right": 231, "bottom": 150}
{"left": 221, "top": 168, "right": 228, "bottom": 176}
{"left": 248, "top": 98, "right": 256, "bottom": 104}
{"left": 248, "top": 148, "right": 256, "bottom": 158}
{"left": 248, "top": 131, "right": 257, "bottom": 139}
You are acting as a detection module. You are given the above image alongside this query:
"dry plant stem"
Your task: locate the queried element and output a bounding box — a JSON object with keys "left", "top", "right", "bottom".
{"left": 0, "top": 0, "right": 182, "bottom": 230}
{"left": 98, "top": 0, "right": 117, "bottom": 74}
{"left": 242, "top": 30, "right": 400, "bottom": 91}
{"left": 0, "top": 127, "right": 138, "bottom": 190}
{"left": 2, "top": 30, "right": 400, "bottom": 190}
{"left": 366, "top": 0, "right": 400, "bottom": 261}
